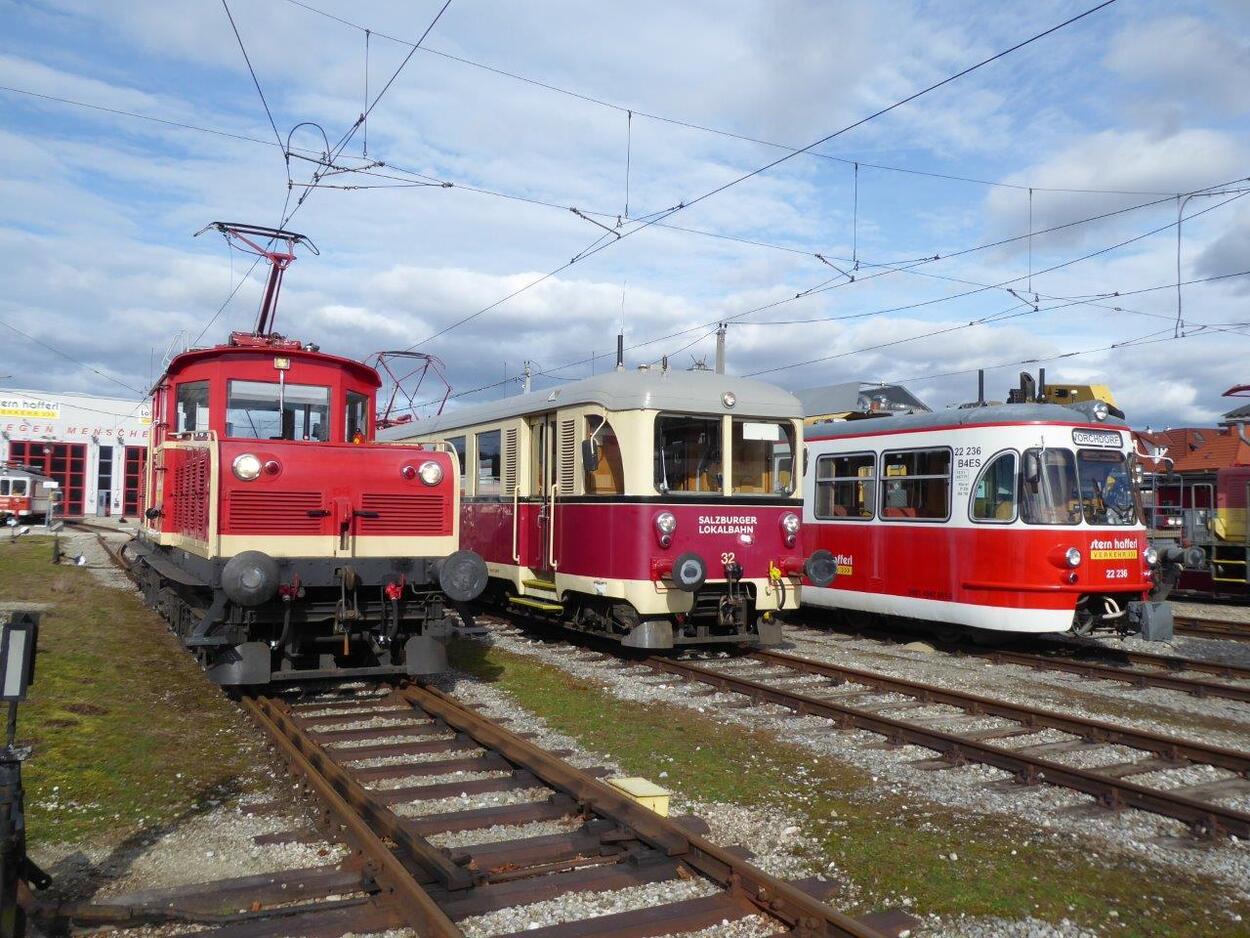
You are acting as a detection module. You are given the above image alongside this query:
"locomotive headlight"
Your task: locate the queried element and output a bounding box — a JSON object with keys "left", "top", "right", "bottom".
{"left": 232, "top": 453, "right": 262, "bottom": 481}
{"left": 1092, "top": 401, "right": 1109, "bottom": 422}
{"left": 780, "top": 512, "right": 801, "bottom": 535}
{"left": 1065, "top": 547, "right": 1083, "bottom": 568}
{"left": 655, "top": 511, "right": 677, "bottom": 535}
{"left": 1144, "top": 547, "right": 1159, "bottom": 566}
{"left": 417, "top": 460, "right": 443, "bottom": 486}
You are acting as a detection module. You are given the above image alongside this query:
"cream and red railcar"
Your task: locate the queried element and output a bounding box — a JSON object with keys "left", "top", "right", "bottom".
{"left": 384, "top": 368, "right": 836, "bottom": 648}
{"left": 129, "top": 331, "right": 487, "bottom": 685}
{"left": 0, "top": 466, "right": 53, "bottom": 523}
{"left": 802, "top": 402, "right": 1173, "bottom": 641}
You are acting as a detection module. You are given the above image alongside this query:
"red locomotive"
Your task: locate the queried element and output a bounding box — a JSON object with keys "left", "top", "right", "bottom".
{"left": 384, "top": 360, "right": 835, "bottom": 648}
{"left": 128, "top": 224, "right": 487, "bottom": 684}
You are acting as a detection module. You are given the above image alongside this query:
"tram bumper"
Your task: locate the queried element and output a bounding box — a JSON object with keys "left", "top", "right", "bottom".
{"left": 1126, "top": 600, "right": 1173, "bottom": 642}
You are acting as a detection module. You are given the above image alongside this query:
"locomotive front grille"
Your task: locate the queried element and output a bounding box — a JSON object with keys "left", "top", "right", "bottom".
{"left": 229, "top": 490, "right": 323, "bottom": 534}
{"left": 358, "top": 493, "right": 447, "bottom": 536}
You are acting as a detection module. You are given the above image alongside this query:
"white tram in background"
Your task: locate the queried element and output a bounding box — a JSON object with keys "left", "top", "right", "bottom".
{"left": 801, "top": 400, "right": 1173, "bottom": 641}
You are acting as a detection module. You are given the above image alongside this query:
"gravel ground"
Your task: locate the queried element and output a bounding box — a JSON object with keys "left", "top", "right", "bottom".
{"left": 477, "top": 624, "right": 1250, "bottom": 902}
{"left": 392, "top": 786, "right": 554, "bottom": 818}
{"left": 1172, "top": 598, "right": 1250, "bottom": 625}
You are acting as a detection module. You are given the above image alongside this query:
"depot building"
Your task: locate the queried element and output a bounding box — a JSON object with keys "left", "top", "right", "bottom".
{"left": 0, "top": 389, "right": 151, "bottom": 519}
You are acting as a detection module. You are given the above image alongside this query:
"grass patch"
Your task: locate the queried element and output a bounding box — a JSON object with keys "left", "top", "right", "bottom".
{"left": 450, "top": 639, "right": 1250, "bottom": 937}
{"left": 0, "top": 537, "right": 268, "bottom": 846}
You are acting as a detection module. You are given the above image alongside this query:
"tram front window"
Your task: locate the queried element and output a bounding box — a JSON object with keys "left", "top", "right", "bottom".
{"left": 732, "top": 419, "right": 796, "bottom": 494}
{"left": 1078, "top": 449, "right": 1137, "bottom": 525}
{"left": 655, "top": 415, "right": 722, "bottom": 494}
{"left": 1020, "top": 448, "right": 1080, "bottom": 525}
{"left": 226, "top": 380, "right": 331, "bottom": 441}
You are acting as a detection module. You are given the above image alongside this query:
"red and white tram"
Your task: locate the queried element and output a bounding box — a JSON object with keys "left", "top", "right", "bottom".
{"left": 385, "top": 366, "right": 835, "bottom": 648}
{"left": 0, "top": 465, "right": 53, "bottom": 523}
{"left": 801, "top": 402, "right": 1173, "bottom": 641}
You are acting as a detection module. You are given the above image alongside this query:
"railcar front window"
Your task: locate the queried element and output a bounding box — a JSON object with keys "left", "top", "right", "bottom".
{"left": 12, "top": 479, "right": 26, "bottom": 496}
{"left": 1020, "top": 448, "right": 1080, "bottom": 525}
{"left": 226, "top": 380, "right": 330, "bottom": 441}
{"left": 814, "top": 453, "right": 876, "bottom": 519}
{"left": 731, "top": 419, "right": 796, "bottom": 495}
{"left": 971, "top": 451, "right": 1018, "bottom": 522}
{"left": 345, "top": 391, "right": 369, "bottom": 442}
{"left": 0, "top": 480, "right": 8, "bottom": 496}
{"left": 655, "top": 415, "right": 722, "bottom": 495}
{"left": 175, "top": 380, "right": 210, "bottom": 434}
{"left": 1078, "top": 449, "right": 1137, "bottom": 525}
{"left": 880, "top": 448, "right": 951, "bottom": 520}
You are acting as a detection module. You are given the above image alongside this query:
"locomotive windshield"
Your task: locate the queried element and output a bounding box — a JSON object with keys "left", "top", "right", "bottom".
{"left": 226, "top": 380, "right": 331, "bottom": 441}
{"left": 1077, "top": 449, "right": 1137, "bottom": 525}
{"left": 655, "top": 415, "right": 721, "bottom": 494}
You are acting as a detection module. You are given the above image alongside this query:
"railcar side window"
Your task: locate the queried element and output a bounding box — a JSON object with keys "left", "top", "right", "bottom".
{"left": 226, "top": 381, "right": 331, "bottom": 441}
{"left": 1077, "top": 449, "right": 1137, "bottom": 525}
{"left": 655, "top": 415, "right": 722, "bottom": 495}
{"left": 971, "top": 451, "right": 1017, "bottom": 522}
{"left": 731, "top": 419, "right": 796, "bottom": 495}
{"left": 448, "top": 436, "right": 467, "bottom": 493}
{"left": 585, "top": 416, "right": 625, "bottom": 495}
{"left": 476, "top": 430, "right": 502, "bottom": 496}
{"left": 175, "top": 380, "right": 210, "bottom": 434}
{"left": 814, "top": 453, "right": 876, "bottom": 519}
{"left": 11, "top": 479, "right": 26, "bottom": 496}
{"left": 1020, "top": 448, "right": 1080, "bottom": 525}
{"left": 0, "top": 480, "right": 8, "bottom": 496}
{"left": 345, "top": 391, "right": 369, "bottom": 442}
{"left": 880, "top": 448, "right": 951, "bottom": 520}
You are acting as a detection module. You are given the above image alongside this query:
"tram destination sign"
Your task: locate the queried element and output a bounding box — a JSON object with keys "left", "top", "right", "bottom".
{"left": 1071, "top": 428, "right": 1123, "bottom": 448}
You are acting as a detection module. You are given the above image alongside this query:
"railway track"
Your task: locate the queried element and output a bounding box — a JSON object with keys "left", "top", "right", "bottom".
{"left": 630, "top": 647, "right": 1250, "bottom": 839}
{"left": 1174, "top": 615, "right": 1250, "bottom": 643}
{"left": 785, "top": 620, "right": 1250, "bottom": 704}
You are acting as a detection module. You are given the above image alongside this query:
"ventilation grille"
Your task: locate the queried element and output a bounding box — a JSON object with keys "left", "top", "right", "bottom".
{"left": 171, "top": 448, "right": 210, "bottom": 541}
{"left": 228, "top": 490, "right": 322, "bottom": 534}
{"left": 559, "top": 418, "right": 576, "bottom": 495}
{"left": 503, "top": 427, "right": 518, "bottom": 496}
{"left": 358, "top": 493, "right": 448, "bottom": 536}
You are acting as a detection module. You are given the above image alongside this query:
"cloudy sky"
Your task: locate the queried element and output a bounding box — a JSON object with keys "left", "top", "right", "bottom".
{"left": 2, "top": 0, "right": 1249, "bottom": 428}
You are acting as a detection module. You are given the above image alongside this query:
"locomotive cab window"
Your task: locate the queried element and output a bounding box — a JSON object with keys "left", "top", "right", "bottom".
{"left": 585, "top": 416, "right": 625, "bottom": 495}
{"left": 655, "top": 414, "right": 722, "bottom": 495}
{"left": 731, "top": 419, "right": 795, "bottom": 495}
{"left": 175, "top": 380, "right": 210, "bottom": 434}
{"left": 814, "top": 453, "right": 876, "bottom": 519}
{"left": 971, "top": 451, "right": 1018, "bottom": 523}
{"left": 345, "top": 391, "right": 369, "bottom": 442}
{"left": 880, "top": 448, "right": 951, "bottom": 520}
{"left": 1020, "top": 448, "right": 1080, "bottom": 525}
{"left": 1078, "top": 449, "right": 1138, "bottom": 525}
{"left": 226, "top": 380, "right": 330, "bottom": 441}
{"left": 477, "top": 430, "right": 502, "bottom": 496}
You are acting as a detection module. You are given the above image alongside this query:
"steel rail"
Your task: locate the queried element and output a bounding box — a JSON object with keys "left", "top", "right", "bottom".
{"left": 1174, "top": 617, "right": 1250, "bottom": 642}
{"left": 240, "top": 695, "right": 464, "bottom": 937}
{"left": 399, "top": 681, "right": 887, "bottom": 938}
{"left": 642, "top": 653, "right": 1250, "bottom": 838}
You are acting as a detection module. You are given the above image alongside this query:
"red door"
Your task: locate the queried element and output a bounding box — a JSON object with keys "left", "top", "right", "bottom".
{"left": 123, "top": 446, "right": 147, "bottom": 517}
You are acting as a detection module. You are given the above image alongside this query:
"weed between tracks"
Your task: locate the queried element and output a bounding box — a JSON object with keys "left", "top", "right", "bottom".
{"left": 0, "top": 537, "right": 267, "bottom": 845}
{"left": 449, "top": 639, "right": 1250, "bottom": 938}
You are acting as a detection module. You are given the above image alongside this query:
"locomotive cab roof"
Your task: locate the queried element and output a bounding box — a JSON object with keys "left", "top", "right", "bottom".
{"left": 381, "top": 367, "right": 803, "bottom": 439}
{"left": 806, "top": 401, "right": 1129, "bottom": 440}
{"left": 158, "top": 332, "right": 380, "bottom": 391}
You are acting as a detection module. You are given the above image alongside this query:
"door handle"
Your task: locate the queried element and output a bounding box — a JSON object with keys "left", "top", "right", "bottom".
{"left": 353, "top": 510, "right": 380, "bottom": 519}
{"left": 306, "top": 509, "right": 331, "bottom": 518}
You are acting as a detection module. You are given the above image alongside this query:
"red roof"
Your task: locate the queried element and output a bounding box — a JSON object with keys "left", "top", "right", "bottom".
{"left": 1136, "top": 427, "right": 1250, "bottom": 474}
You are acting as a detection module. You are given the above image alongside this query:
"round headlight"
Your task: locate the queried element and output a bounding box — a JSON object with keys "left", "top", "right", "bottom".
{"left": 655, "top": 511, "right": 677, "bottom": 535}
{"left": 417, "top": 460, "right": 443, "bottom": 486}
{"left": 781, "top": 512, "right": 801, "bottom": 535}
{"left": 232, "top": 453, "right": 262, "bottom": 481}
{"left": 721, "top": 391, "right": 736, "bottom": 408}
{"left": 1092, "top": 401, "right": 1109, "bottom": 421}
{"left": 1065, "top": 547, "right": 1082, "bottom": 568}
{"left": 1144, "top": 547, "right": 1159, "bottom": 566}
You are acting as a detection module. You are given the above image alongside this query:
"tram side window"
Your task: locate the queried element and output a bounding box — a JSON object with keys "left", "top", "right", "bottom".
{"left": 227, "top": 381, "right": 331, "bottom": 441}
{"left": 11, "top": 479, "right": 25, "bottom": 496}
{"left": 175, "top": 380, "right": 210, "bottom": 434}
{"left": 1020, "top": 448, "right": 1080, "bottom": 525}
{"left": 971, "top": 451, "right": 1018, "bottom": 522}
{"left": 814, "top": 453, "right": 876, "bottom": 519}
{"left": 447, "top": 436, "right": 467, "bottom": 493}
{"left": 477, "top": 430, "right": 502, "bottom": 496}
{"left": 731, "top": 419, "right": 796, "bottom": 494}
{"left": 0, "top": 480, "right": 8, "bottom": 496}
{"left": 585, "top": 416, "right": 625, "bottom": 495}
{"left": 655, "top": 415, "right": 722, "bottom": 495}
{"left": 880, "top": 449, "right": 951, "bottom": 520}
{"left": 345, "top": 391, "right": 368, "bottom": 442}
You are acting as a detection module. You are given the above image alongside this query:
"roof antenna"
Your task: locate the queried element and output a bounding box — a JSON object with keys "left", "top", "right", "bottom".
{"left": 615, "top": 333, "right": 625, "bottom": 372}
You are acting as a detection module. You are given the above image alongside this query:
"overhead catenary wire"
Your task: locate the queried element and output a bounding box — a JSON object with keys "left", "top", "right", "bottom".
{"left": 0, "top": 318, "right": 147, "bottom": 396}
{"left": 221, "top": 0, "right": 284, "bottom": 150}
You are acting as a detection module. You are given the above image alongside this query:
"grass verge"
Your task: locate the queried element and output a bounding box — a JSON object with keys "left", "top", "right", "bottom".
{"left": 0, "top": 536, "right": 267, "bottom": 846}
{"left": 450, "top": 638, "right": 1250, "bottom": 938}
